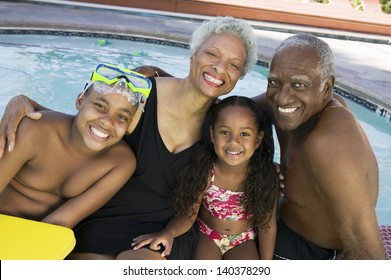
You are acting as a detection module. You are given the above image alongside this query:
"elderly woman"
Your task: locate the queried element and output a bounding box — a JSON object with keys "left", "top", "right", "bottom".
{"left": 0, "top": 16, "right": 258, "bottom": 260}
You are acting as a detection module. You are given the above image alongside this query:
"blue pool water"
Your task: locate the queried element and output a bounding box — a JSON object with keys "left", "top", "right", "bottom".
{"left": 0, "top": 34, "right": 390, "bottom": 225}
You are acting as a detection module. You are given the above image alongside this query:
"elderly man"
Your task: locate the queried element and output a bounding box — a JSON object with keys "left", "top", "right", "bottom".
{"left": 253, "top": 34, "right": 387, "bottom": 259}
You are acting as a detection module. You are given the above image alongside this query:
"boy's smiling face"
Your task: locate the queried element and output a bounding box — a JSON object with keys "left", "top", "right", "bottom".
{"left": 75, "top": 88, "right": 137, "bottom": 152}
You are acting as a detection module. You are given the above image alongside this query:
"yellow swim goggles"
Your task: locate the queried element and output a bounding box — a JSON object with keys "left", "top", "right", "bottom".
{"left": 83, "top": 63, "right": 152, "bottom": 107}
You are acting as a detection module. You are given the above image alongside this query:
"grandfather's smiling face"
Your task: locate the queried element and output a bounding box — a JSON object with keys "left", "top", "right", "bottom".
{"left": 266, "top": 46, "right": 331, "bottom": 131}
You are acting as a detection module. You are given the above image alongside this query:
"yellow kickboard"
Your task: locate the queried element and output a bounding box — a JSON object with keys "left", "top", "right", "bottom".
{"left": 0, "top": 214, "right": 76, "bottom": 260}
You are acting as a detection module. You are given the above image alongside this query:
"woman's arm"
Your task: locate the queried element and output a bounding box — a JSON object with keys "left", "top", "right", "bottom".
{"left": 0, "top": 95, "right": 48, "bottom": 158}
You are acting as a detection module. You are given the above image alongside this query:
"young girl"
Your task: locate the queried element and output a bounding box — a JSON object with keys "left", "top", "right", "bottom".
{"left": 132, "top": 95, "right": 278, "bottom": 259}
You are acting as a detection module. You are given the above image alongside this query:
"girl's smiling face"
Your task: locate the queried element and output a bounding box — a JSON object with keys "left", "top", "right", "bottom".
{"left": 210, "top": 105, "right": 263, "bottom": 169}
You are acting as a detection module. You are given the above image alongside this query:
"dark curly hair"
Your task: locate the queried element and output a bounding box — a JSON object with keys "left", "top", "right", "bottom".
{"left": 172, "top": 96, "right": 278, "bottom": 229}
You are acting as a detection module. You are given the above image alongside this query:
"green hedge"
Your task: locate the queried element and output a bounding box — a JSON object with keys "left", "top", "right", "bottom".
{"left": 380, "top": 0, "right": 391, "bottom": 13}
{"left": 304, "top": 0, "right": 390, "bottom": 14}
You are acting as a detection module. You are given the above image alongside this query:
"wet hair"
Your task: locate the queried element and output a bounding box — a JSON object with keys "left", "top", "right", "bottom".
{"left": 189, "top": 16, "right": 258, "bottom": 78}
{"left": 172, "top": 96, "right": 278, "bottom": 228}
{"left": 274, "top": 33, "right": 335, "bottom": 82}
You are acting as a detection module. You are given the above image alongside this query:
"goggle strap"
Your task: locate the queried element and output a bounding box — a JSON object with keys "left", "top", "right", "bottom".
{"left": 139, "top": 95, "right": 147, "bottom": 112}
{"left": 81, "top": 81, "right": 93, "bottom": 96}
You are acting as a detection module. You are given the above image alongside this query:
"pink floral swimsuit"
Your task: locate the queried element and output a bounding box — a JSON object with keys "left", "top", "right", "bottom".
{"left": 197, "top": 166, "right": 256, "bottom": 255}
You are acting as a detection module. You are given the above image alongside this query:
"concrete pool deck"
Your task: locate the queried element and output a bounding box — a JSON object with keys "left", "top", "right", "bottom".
{"left": 0, "top": 0, "right": 390, "bottom": 113}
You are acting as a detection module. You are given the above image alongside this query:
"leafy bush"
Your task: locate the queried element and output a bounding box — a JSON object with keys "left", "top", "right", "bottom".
{"left": 305, "top": 0, "right": 390, "bottom": 13}
{"left": 380, "top": 0, "right": 391, "bottom": 13}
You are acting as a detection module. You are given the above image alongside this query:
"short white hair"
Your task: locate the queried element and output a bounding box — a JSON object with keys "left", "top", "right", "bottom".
{"left": 189, "top": 16, "right": 258, "bottom": 78}
{"left": 274, "top": 34, "right": 335, "bottom": 82}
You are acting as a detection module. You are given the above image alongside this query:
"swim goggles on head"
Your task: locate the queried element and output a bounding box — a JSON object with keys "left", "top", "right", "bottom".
{"left": 82, "top": 63, "right": 152, "bottom": 108}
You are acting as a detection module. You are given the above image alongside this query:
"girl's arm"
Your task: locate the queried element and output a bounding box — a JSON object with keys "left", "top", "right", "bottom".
{"left": 132, "top": 199, "right": 202, "bottom": 258}
{"left": 257, "top": 196, "right": 278, "bottom": 260}
{"left": 132, "top": 213, "right": 198, "bottom": 258}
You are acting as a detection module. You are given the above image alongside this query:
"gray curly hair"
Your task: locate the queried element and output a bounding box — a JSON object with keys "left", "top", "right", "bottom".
{"left": 189, "top": 16, "right": 258, "bottom": 78}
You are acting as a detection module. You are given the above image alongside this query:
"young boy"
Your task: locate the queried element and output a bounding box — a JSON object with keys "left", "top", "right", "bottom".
{"left": 0, "top": 63, "right": 151, "bottom": 229}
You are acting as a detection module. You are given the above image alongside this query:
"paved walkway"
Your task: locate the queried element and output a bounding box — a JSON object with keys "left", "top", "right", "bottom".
{"left": 79, "top": 0, "right": 390, "bottom": 35}
{"left": 0, "top": 0, "right": 390, "bottom": 111}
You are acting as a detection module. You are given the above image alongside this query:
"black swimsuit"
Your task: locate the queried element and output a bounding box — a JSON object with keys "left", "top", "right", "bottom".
{"left": 273, "top": 219, "right": 338, "bottom": 260}
{"left": 73, "top": 78, "right": 200, "bottom": 259}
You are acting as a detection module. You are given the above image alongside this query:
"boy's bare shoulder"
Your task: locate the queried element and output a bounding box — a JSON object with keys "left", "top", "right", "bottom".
{"left": 15, "top": 111, "right": 71, "bottom": 141}
{"left": 108, "top": 140, "right": 135, "bottom": 160}
{"left": 39, "top": 111, "right": 74, "bottom": 124}
{"left": 97, "top": 139, "right": 135, "bottom": 167}
{"left": 19, "top": 111, "right": 73, "bottom": 130}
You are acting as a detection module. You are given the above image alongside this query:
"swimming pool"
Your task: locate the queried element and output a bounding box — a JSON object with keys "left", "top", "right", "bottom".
{"left": 0, "top": 33, "right": 390, "bottom": 225}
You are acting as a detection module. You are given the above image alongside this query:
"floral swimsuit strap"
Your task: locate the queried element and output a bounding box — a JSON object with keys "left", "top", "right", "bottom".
{"left": 202, "top": 165, "right": 248, "bottom": 221}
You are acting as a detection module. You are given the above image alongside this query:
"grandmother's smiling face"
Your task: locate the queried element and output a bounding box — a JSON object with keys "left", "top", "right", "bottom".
{"left": 190, "top": 33, "right": 247, "bottom": 99}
